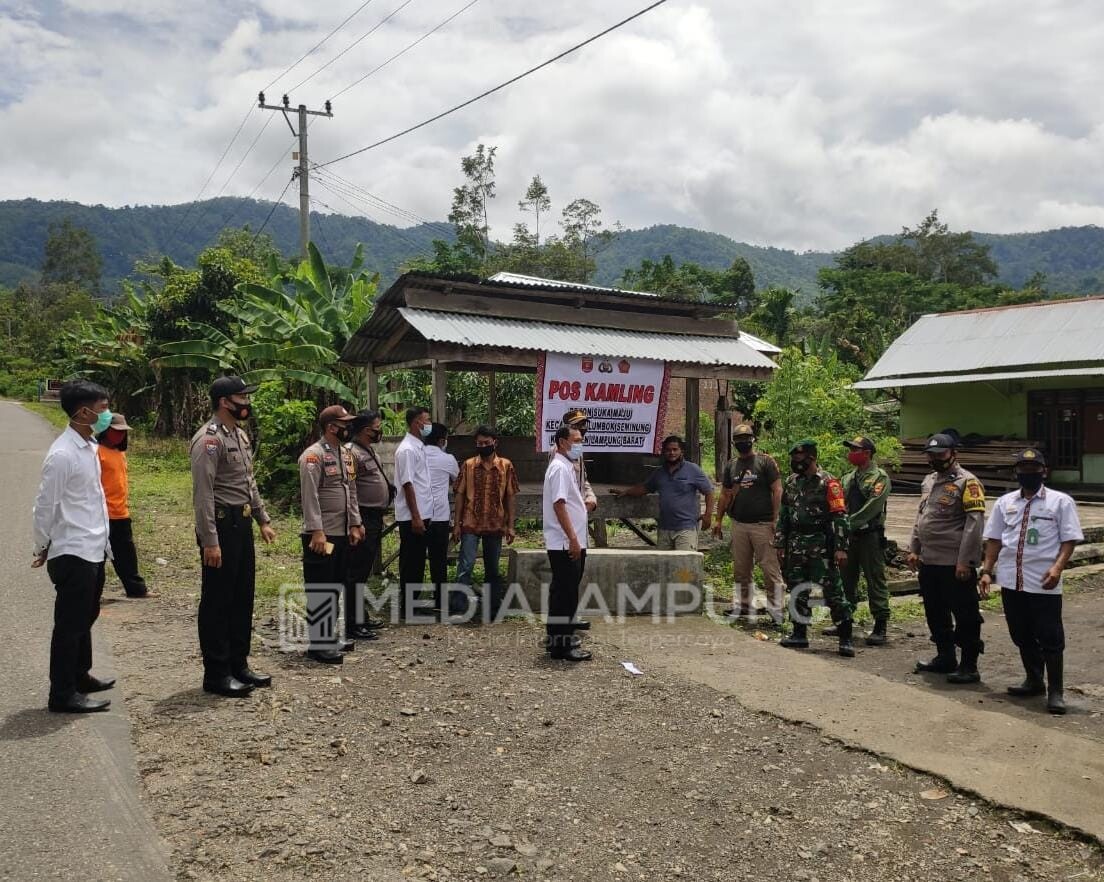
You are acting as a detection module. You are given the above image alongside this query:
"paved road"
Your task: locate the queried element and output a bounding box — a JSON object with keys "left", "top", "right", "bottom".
{"left": 0, "top": 402, "right": 170, "bottom": 881}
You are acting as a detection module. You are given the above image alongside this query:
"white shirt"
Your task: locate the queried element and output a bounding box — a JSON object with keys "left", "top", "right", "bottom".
{"left": 983, "top": 485, "right": 1083, "bottom": 595}
{"left": 393, "top": 433, "right": 432, "bottom": 522}
{"left": 425, "top": 444, "right": 459, "bottom": 523}
{"left": 543, "top": 453, "right": 589, "bottom": 551}
{"left": 32, "top": 427, "right": 112, "bottom": 563}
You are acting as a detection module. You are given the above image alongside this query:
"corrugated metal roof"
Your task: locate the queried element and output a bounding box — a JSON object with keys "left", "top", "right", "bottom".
{"left": 397, "top": 308, "right": 778, "bottom": 369}
{"left": 854, "top": 366, "right": 1104, "bottom": 390}
{"left": 735, "top": 329, "right": 783, "bottom": 355}
{"left": 488, "top": 271, "right": 656, "bottom": 296}
{"left": 862, "top": 297, "right": 1104, "bottom": 383}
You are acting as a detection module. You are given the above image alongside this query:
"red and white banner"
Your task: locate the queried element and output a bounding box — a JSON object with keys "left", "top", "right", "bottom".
{"left": 535, "top": 352, "right": 671, "bottom": 454}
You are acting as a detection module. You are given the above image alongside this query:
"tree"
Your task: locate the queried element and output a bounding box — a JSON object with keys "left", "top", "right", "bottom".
{"left": 560, "top": 198, "right": 618, "bottom": 283}
{"left": 448, "top": 144, "right": 497, "bottom": 267}
{"left": 42, "top": 219, "right": 103, "bottom": 294}
{"left": 745, "top": 286, "right": 797, "bottom": 345}
{"left": 518, "top": 175, "right": 551, "bottom": 244}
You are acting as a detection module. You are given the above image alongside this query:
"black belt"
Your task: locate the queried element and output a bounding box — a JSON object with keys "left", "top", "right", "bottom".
{"left": 852, "top": 526, "right": 883, "bottom": 535}
{"left": 216, "top": 504, "right": 252, "bottom": 521}
{"left": 793, "top": 525, "right": 827, "bottom": 534}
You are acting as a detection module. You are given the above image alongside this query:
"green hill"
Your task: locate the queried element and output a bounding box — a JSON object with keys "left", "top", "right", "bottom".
{"left": 2, "top": 198, "right": 1103, "bottom": 299}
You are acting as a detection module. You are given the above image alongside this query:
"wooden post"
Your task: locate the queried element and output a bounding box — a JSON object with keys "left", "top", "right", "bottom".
{"left": 714, "top": 389, "right": 729, "bottom": 482}
{"left": 685, "top": 378, "right": 700, "bottom": 463}
{"left": 431, "top": 359, "right": 447, "bottom": 424}
{"left": 488, "top": 370, "right": 498, "bottom": 425}
{"left": 366, "top": 364, "right": 379, "bottom": 411}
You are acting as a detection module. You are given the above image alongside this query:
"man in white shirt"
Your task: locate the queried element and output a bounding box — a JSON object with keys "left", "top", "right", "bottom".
{"left": 424, "top": 422, "right": 459, "bottom": 613}
{"left": 543, "top": 425, "right": 592, "bottom": 661}
{"left": 393, "top": 406, "right": 433, "bottom": 617}
{"left": 980, "top": 449, "right": 1082, "bottom": 715}
{"left": 32, "top": 380, "right": 115, "bottom": 713}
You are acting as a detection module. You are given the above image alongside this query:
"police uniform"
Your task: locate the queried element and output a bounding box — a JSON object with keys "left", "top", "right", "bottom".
{"left": 839, "top": 436, "right": 892, "bottom": 641}
{"left": 774, "top": 440, "right": 855, "bottom": 655}
{"left": 190, "top": 412, "right": 270, "bottom": 686}
{"left": 344, "top": 436, "right": 392, "bottom": 609}
{"left": 299, "top": 436, "right": 362, "bottom": 649}
{"left": 909, "top": 434, "right": 986, "bottom": 678}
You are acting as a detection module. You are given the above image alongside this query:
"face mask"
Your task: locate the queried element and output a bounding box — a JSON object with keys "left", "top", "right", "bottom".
{"left": 929, "top": 456, "right": 953, "bottom": 473}
{"left": 335, "top": 426, "right": 350, "bottom": 442}
{"left": 477, "top": 444, "right": 496, "bottom": 458}
{"left": 789, "top": 457, "right": 810, "bottom": 474}
{"left": 847, "top": 451, "right": 869, "bottom": 467}
{"left": 368, "top": 428, "right": 381, "bottom": 442}
{"left": 419, "top": 423, "right": 432, "bottom": 439}
{"left": 1017, "top": 472, "right": 1044, "bottom": 492}
{"left": 566, "top": 443, "right": 584, "bottom": 462}
{"left": 734, "top": 441, "right": 753, "bottom": 456}
{"left": 224, "top": 399, "right": 251, "bottom": 421}
{"left": 85, "top": 408, "right": 113, "bottom": 434}
{"left": 99, "top": 428, "right": 127, "bottom": 449}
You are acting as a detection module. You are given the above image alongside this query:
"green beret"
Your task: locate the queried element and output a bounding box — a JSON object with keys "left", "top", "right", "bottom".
{"left": 789, "top": 438, "right": 818, "bottom": 454}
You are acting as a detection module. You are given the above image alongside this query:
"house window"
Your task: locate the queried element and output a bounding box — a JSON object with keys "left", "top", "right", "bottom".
{"left": 1028, "top": 390, "right": 1082, "bottom": 471}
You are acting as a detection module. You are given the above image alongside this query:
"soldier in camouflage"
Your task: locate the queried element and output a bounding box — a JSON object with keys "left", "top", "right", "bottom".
{"left": 775, "top": 440, "right": 856, "bottom": 657}
{"left": 839, "top": 436, "right": 892, "bottom": 646}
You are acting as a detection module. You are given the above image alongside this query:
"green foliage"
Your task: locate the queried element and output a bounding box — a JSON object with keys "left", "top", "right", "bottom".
{"left": 251, "top": 380, "right": 318, "bottom": 503}
{"left": 753, "top": 348, "right": 901, "bottom": 477}
{"left": 620, "top": 255, "right": 756, "bottom": 306}
{"left": 518, "top": 176, "right": 551, "bottom": 243}
{"left": 41, "top": 218, "right": 103, "bottom": 294}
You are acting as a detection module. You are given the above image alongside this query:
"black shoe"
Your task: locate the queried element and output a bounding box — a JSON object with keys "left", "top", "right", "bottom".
{"left": 203, "top": 676, "right": 255, "bottom": 697}
{"left": 571, "top": 620, "right": 591, "bottom": 631}
{"left": 77, "top": 673, "right": 116, "bottom": 693}
{"left": 865, "top": 619, "right": 888, "bottom": 646}
{"left": 550, "top": 645, "right": 593, "bottom": 661}
{"left": 48, "top": 693, "right": 110, "bottom": 713}
{"left": 1044, "top": 652, "right": 1066, "bottom": 715}
{"left": 1008, "top": 649, "right": 1045, "bottom": 696}
{"left": 339, "top": 640, "right": 355, "bottom": 652}
{"left": 780, "top": 625, "right": 809, "bottom": 649}
{"left": 306, "top": 649, "right": 344, "bottom": 665}
{"left": 915, "top": 644, "right": 958, "bottom": 673}
{"left": 348, "top": 625, "right": 380, "bottom": 640}
{"left": 233, "top": 667, "right": 272, "bottom": 688}
{"left": 947, "top": 647, "right": 981, "bottom": 684}
{"left": 837, "top": 620, "right": 855, "bottom": 658}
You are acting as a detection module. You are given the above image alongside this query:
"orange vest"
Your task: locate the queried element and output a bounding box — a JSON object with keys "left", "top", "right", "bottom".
{"left": 97, "top": 444, "right": 130, "bottom": 520}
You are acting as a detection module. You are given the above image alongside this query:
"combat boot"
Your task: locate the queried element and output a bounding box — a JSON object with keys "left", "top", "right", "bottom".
{"left": 837, "top": 619, "right": 855, "bottom": 658}
{"left": 915, "top": 643, "right": 957, "bottom": 673}
{"left": 780, "top": 623, "right": 809, "bottom": 649}
{"left": 1044, "top": 652, "right": 1066, "bottom": 715}
{"left": 1007, "top": 649, "right": 1046, "bottom": 697}
{"left": 865, "top": 618, "right": 888, "bottom": 646}
{"left": 947, "top": 643, "right": 982, "bottom": 684}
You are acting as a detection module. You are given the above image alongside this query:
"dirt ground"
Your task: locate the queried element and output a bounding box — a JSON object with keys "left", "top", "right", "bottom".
{"left": 98, "top": 578, "right": 1104, "bottom": 882}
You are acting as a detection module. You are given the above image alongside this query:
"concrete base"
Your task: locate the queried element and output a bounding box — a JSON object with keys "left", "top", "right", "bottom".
{"left": 506, "top": 548, "right": 705, "bottom": 616}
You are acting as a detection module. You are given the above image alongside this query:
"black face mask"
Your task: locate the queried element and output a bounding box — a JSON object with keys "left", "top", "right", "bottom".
{"left": 477, "top": 444, "right": 496, "bottom": 459}
{"left": 735, "top": 441, "right": 753, "bottom": 456}
{"left": 790, "top": 458, "right": 810, "bottom": 474}
{"left": 226, "top": 400, "right": 252, "bottom": 421}
{"left": 336, "top": 426, "right": 350, "bottom": 442}
{"left": 929, "top": 456, "right": 953, "bottom": 473}
{"left": 1017, "top": 472, "right": 1044, "bottom": 492}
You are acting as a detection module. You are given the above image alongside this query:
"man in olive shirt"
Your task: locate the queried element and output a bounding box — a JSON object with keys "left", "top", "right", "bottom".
{"left": 712, "top": 424, "right": 783, "bottom": 621}
{"left": 345, "top": 409, "right": 392, "bottom": 634}
{"left": 839, "top": 436, "right": 892, "bottom": 645}
{"left": 190, "top": 376, "right": 277, "bottom": 697}
{"left": 908, "top": 433, "right": 987, "bottom": 683}
{"left": 299, "top": 405, "right": 364, "bottom": 664}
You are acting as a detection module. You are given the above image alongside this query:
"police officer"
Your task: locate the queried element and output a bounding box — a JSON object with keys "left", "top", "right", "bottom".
{"left": 299, "top": 405, "right": 364, "bottom": 665}
{"left": 345, "top": 409, "right": 392, "bottom": 633}
{"left": 775, "top": 440, "right": 856, "bottom": 657}
{"left": 838, "top": 436, "right": 892, "bottom": 645}
{"left": 907, "top": 433, "right": 986, "bottom": 683}
{"left": 190, "top": 376, "right": 277, "bottom": 697}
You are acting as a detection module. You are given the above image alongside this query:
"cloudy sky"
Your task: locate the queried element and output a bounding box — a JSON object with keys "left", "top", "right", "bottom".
{"left": 2, "top": 0, "right": 1102, "bottom": 251}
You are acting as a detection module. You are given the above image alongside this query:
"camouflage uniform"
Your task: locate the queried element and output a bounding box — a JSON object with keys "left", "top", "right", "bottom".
{"left": 840, "top": 462, "right": 892, "bottom": 622}
{"left": 775, "top": 467, "right": 854, "bottom": 624}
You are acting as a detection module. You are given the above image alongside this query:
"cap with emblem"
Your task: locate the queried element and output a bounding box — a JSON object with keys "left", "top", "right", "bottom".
{"left": 925, "top": 433, "right": 958, "bottom": 452}
{"left": 732, "top": 423, "right": 756, "bottom": 439}
{"left": 209, "top": 375, "right": 258, "bottom": 401}
{"left": 843, "top": 435, "right": 875, "bottom": 453}
{"left": 1014, "top": 448, "right": 1046, "bottom": 467}
{"left": 563, "top": 408, "right": 589, "bottom": 427}
{"left": 789, "top": 438, "right": 818, "bottom": 454}
{"left": 318, "top": 404, "right": 355, "bottom": 427}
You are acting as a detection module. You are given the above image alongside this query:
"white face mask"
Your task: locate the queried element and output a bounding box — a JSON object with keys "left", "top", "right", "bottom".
{"left": 565, "top": 443, "right": 584, "bottom": 462}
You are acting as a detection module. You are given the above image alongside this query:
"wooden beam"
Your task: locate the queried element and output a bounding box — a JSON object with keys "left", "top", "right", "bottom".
{"left": 431, "top": 359, "right": 447, "bottom": 424}
{"left": 365, "top": 365, "right": 379, "bottom": 411}
{"left": 404, "top": 288, "right": 742, "bottom": 339}
{"left": 488, "top": 370, "right": 498, "bottom": 424}
{"left": 377, "top": 358, "right": 433, "bottom": 373}
{"left": 375, "top": 323, "right": 410, "bottom": 361}
{"left": 685, "top": 378, "right": 701, "bottom": 464}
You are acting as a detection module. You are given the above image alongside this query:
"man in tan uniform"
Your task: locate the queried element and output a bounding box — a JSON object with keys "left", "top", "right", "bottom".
{"left": 345, "top": 409, "right": 392, "bottom": 633}
{"left": 190, "top": 376, "right": 277, "bottom": 697}
{"left": 299, "top": 405, "right": 364, "bottom": 665}
{"left": 908, "top": 433, "right": 987, "bottom": 683}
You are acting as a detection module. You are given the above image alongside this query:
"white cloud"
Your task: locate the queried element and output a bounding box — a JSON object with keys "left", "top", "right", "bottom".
{"left": 2, "top": 0, "right": 1103, "bottom": 252}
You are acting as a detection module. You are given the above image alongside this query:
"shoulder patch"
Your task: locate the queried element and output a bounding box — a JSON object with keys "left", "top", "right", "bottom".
{"left": 962, "top": 478, "right": 986, "bottom": 512}
{"left": 825, "top": 478, "right": 846, "bottom": 513}
{"left": 204, "top": 438, "right": 220, "bottom": 455}
{"left": 305, "top": 453, "right": 321, "bottom": 465}
{"left": 205, "top": 423, "right": 218, "bottom": 435}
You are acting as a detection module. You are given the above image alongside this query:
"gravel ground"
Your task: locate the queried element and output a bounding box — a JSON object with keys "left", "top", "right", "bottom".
{"left": 100, "top": 588, "right": 1103, "bottom": 882}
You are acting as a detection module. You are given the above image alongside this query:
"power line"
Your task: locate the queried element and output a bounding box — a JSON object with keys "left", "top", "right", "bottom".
{"left": 287, "top": 0, "right": 417, "bottom": 95}
{"left": 315, "top": 0, "right": 668, "bottom": 170}
{"left": 312, "top": 166, "right": 453, "bottom": 236}
{"left": 312, "top": 178, "right": 434, "bottom": 253}
{"left": 211, "top": 138, "right": 298, "bottom": 239}
{"left": 255, "top": 175, "right": 298, "bottom": 240}
{"left": 329, "top": 0, "right": 480, "bottom": 101}
{"left": 262, "top": 0, "right": 380, "bottom": 91}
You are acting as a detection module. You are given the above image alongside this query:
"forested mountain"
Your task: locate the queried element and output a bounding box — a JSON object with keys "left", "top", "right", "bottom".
{"left": 1, "top": 197, "right": 1103, "bottom": 298}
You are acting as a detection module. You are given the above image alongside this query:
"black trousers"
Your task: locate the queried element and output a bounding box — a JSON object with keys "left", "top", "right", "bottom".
{"left": 303, "top": 534, "right": 350, "bottom": 645}
{"left": 427, "top": 521, "right": 451, "bottom": 606}
{"left": 198, "top": 510, "right": 256, "bottom": 678}
{"left": 108, "top": 517, "right": 148, "bottom": 597}
{"left": 1002, "top": 588, "right": 1064, "bottom": 655}
{"left": 918, "top": 564, "right": 983, "bottom": 652}
{"left": 397, "top": 520, "right": 430, "bottom": 616}
{"left": 345, "top": 508, "right": 385, "bottom": 626}
{"left": 46, "top": 555, "right": 105, "bottom": 700}
{"left": 547, "top": 549, "right": 587, "bottom": 644}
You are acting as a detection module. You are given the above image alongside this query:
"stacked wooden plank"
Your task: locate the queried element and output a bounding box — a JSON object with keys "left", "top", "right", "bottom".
{"left": 888, "top": 437, "right": 1040, "bottom": 492}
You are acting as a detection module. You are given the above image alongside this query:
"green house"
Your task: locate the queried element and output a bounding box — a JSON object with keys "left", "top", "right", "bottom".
{"left": 854, "top": 298, "right": 1104, "bottom": 486}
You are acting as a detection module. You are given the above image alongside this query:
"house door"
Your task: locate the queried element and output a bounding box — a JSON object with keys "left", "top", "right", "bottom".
{"left": 1027, "top": 390, "right": 1083, "bottom": 481}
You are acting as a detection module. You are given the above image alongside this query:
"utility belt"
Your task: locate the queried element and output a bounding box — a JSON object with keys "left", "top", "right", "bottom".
{"left": 793, "top": 524, "right": 828, "bottom": 535}
{"left": 216, "top": 503, "right": 252, "bottom": 523}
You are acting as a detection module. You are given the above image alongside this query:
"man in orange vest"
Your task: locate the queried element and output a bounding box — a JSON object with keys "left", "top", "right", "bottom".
{"left": 96, "top": 413, "right": 152, "bottom": 598}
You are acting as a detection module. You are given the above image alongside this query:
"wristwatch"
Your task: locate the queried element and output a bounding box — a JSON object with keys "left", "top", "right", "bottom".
{"left": 979, "top": 567, "right": 993, "bottom": 577}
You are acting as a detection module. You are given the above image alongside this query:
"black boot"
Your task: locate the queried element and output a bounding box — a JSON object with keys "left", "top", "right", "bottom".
{"left": 203, "top": 675, "right": 255, "bottom": 697}
{"left": 865, "top": 618, "right": 888, "bottom": 646}
{"left": 48, "top": 693, "right": 111, "bottom": 713}
{"left": 780, "top": 623, "right": 808, "bottom": 649}
{"left": 837, "top": 620, "right": 855, "bottom": 658}
{"left": 1044, "top": 652, "right": 1066, "bottom": 715}
{"left": 1007, "top": 649, "right": 1045, "bottom": 697}
{"left": 915, "top": 643, "right": 957, "bottom": 673}
{"left": 549, "top": 633, "right": 592, "bottom": 662}
{"left": 947, "top": 644, "right": 981, "bottom": 684}
{"left": 233, "top": 667, "right": 272, "bottom": 688}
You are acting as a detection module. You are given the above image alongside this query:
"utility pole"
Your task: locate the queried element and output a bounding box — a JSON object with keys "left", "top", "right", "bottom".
{"left": 258, "top": 92, "right": 333, "bottom": 260}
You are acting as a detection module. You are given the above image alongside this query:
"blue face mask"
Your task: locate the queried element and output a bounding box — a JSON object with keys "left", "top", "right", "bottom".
{"left": 565, "top": 443, "right": 584, "bottom": 462}
{"left": 420, "top": 423, "right": 432, "bottom": 439}
{"left": 88, "top": 408, "right": 113, "bottom": 434}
